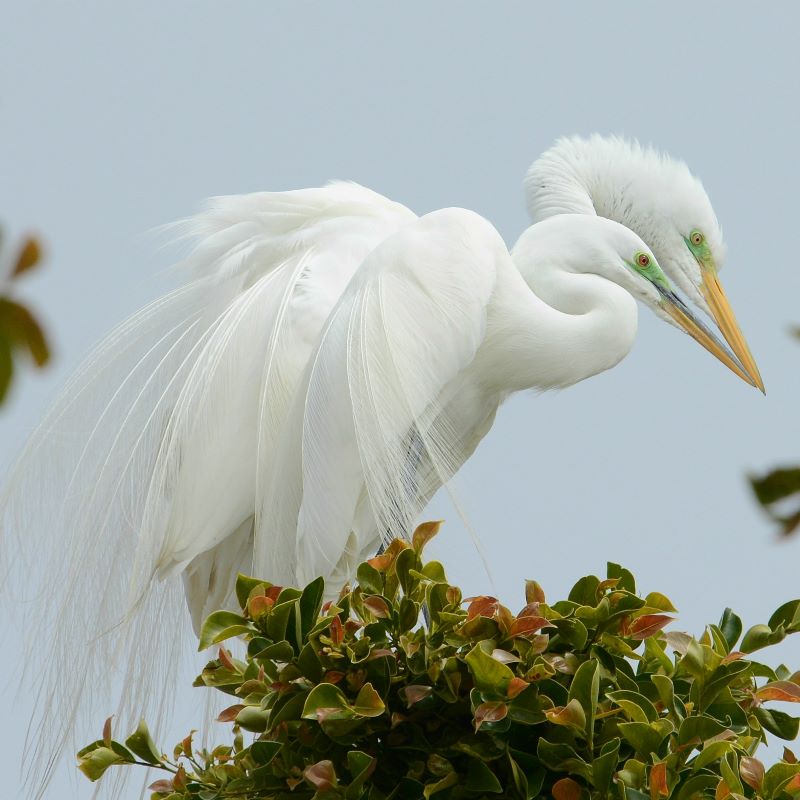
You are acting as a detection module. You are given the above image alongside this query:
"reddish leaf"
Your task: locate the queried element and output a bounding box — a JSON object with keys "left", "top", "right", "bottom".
{"left": 650, "top": 762, "right": 669, "bottom": 800}
{"left": 247, "top": 594, "right": 274, "bottom": 618}
{"left": 412, "top": 520, "right": 443, "bottom": 552}
{"left": 510, "top": 615, "right": 552, "bottom": 637}
{"left": 181, "top": 732, "right": 194, "bottom": 759}
{"left": 173, "top": 765, "right": 187, "bottom": 791}
{"left": 367, "top": 553, "right": 394, "bottom": 571}
{"left": 12, "top": 238, "right": 42, "bottom": 277}
{"left": 218, "top": 647, "right": 236, "bottom": 671}
{"left": 402, "top": 685, "right": 433, "bottom": 707}
{"left": 329, "top": 616, "right": 344, "bottom": 645}
{"left": 367, "top": 648, "right": 396, "bottom": 661}
{"left": 217, "top": 704, "right": 245, "bottom": 722}
{"left": 715, "top": 780, "right": 731, "bottom": 800}
{"left": 466, "top": 596, "right": 499, "bottom": 620}
{"left": 507, "top": 677, "right": 529, "bottom": 699}
{"left": 722, "top": 651, "right": 746, "bottom": 664}
{"left": 102, "top": 716, "right": 112, "bottom": 747}
{"left": 739, "top": 756, "right": 765, "bottom": 792}
{"left": 474, "top": 701, "right": 508, "bottom": 731}
{"left": 363, "top": 595, "right": 391, "bottom": 619}
{"left": 628, "top": 614, "right": 674, "bottom": 640}
{"left": 784, "top": 747, "right": 798, "bottom": 764}
{"left": 322, "top": 671, "right": 345, "bottom": 684}
{"left": 756, "top": 681, "right": 800, "bottom": 702}
{"left": 552, "top": 777, "right": 582, "bottom": 800}
{"left": 148, "top": 779, "right": 174, "bottom": 793}
{"left": 304, "top": 760, "right": 338, "bottom": 791}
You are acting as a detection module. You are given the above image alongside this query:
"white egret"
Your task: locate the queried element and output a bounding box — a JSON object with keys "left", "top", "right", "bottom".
{"left": 0, "top": 138, "right": 762, "bottom": 793}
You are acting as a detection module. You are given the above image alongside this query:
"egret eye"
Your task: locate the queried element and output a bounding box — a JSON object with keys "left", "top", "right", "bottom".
{"left": 636, "top": 253, "right": 651, "bottom": 269}
{"left": 691, "top": 231, "right": 704, "bottom": 246}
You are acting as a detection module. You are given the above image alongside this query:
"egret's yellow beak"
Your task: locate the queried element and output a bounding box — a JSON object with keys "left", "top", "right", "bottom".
{"left": 657, "top": 287, "right": 757, "bottom": 389}
{"left": 699, "top": 266, "right": 765, "bottom": 393}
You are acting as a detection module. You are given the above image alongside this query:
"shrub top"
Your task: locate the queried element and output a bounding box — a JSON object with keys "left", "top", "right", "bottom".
{"left": 80, "top": 522, "right": 800, "bottom": 800}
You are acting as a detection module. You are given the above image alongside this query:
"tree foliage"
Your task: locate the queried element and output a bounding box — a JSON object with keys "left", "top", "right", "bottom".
{"left": 0, "top": 229, "right": 49, "bottom": 404}
{"left": 80, "top": 523, "right": 800, "bottom": 800}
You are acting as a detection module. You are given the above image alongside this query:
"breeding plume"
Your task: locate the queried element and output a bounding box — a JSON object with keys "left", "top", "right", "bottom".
{"left": 1, "top": 136, "right": 761, "bottom": 791}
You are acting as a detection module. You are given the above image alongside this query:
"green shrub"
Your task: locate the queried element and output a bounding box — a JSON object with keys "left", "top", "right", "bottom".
{"left": 79, "top": 522, "right": 800, "bottom": 800}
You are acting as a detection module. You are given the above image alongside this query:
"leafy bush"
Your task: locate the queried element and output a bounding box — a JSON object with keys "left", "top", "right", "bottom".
{"left": 79, "top": 522, "right": 800, "bottom": 800}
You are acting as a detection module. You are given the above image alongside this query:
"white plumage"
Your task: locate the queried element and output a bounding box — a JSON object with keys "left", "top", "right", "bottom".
{"left": 0, "top": 136, "right": 762, "bottom": 794}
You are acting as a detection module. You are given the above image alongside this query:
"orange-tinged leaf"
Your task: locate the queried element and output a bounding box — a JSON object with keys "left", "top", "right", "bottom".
{"left": 466, "top": 596, "right": 499, "bottom": 620}
{"left": 12, "top": 238, "right": 41, "bottom": 277}
{"left": 247, "top": 594, "right": 274, "bottom": 618}
{"left": 304, "top": 760, "right": 338, "bottom": 791}
{"left": 552, "top": 776, "right": 582, "bottom": 800}
{"left": 507, "top": 676, "right": 529, "bottom": 699}
{"left": 148, "top": 779, "right": 174, "bottom": 793}
{"left": 367, "top": 553, "right": 394, "bottom": 571}
{"left": 510, "top": 615, "right": 552, "bottom": 637}
{"left": 218, "top": 647, "right": 236, "bottom": 671}
{"left": 217, "top": 704, "right": 245, "bottom": 722}
{"left": 739, "top": 756, "right": 764, "bottom": 792}
{"left": 756, "top": 681, "right": 800, "bottom": 702}
{"left": 403, "top": 685, "right": 433, "bottom": 707}
{"left": 785, "top": 747, "right": 798, "bottom": 764}
{"left": 525, "top": 579, "right": 546, "bottom": 604}
{"left": 363, "top": 595, "right": 391, "bottom": 618}
{"left": 722, "top": 651, "right": 746, "bottom": 664}
{"left": 716, "top": 780, "right": 731, "bottom": 800}
{"left": 102, "top": 716, "right": 112, "bottom": 747}
{"left": 329, "top": 615, "right": 344, "bottom": 645}
{"left": 412, "top": 520, "right": 443, "bottom": 552}
{"left": 628, "top": 614, "right": 674, "bottom": 640}
{"left": 474, "top": 701, "right": 508, "bottom": 731}
{"left": 545, "top": 699, "right": 586, "bottom": 729}
{"left": 173, "top": 765, "right": 187, "bottom": 791}
{"left": 181, "top": 732, "right": 194, "bottom": 760}
{"left": 650, "top": 762, "right": 669, "bottom": 800}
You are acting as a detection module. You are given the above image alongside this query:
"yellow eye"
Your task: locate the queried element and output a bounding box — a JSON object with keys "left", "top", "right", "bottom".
{"left": 636, "top": 253, "right": 651, "bottom": 268}
{"left": 691, "top": 231, "right": 704, "bottom": 246}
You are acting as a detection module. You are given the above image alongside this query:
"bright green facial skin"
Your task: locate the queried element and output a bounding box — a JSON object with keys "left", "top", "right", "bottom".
{"left": 684, "top": 229, "right": 714, "bottom": 270}
{"left": 625, "top": 251, "right": 672, "bottom": 293}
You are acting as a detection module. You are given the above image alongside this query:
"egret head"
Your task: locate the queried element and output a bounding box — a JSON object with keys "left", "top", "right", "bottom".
{"left": 525, "top": 134, "right": 763, "bottom": 391}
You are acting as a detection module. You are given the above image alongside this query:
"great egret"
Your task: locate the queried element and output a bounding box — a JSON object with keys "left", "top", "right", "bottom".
{"left": 0, "top": 137, "right": 761, "bottom": 793}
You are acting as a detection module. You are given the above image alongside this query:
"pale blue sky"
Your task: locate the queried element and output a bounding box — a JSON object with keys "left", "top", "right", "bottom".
{"left": 2, "top": 3, "right": 800, "bottom": 797}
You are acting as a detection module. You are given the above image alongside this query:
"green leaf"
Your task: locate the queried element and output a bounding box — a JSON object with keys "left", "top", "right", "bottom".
{"left": 606, "top": 690, "right": 658, "bottom": 723}
{"left": 465, "top": 759, "right": 503, "bottom": 793}
{"left": 607, "top": 563, "right": 636, "bottom": 593}
{"left": 76, "top": 746, "right": 130, "bottom": 781}
{"left": 198, "top": 611, "right": 253, "bottom": 650}
{"left": 302, "top": 682, "right": 352, "bottom": 719}
{"left": 618, "top": 722, "right": 668, "bottom": 757}
{"left": 353, "top": 682, "right": 385, "bottom": 717}
{"left": 568, "top": 660, "right": 599, "bottom": 735}
{"left": 124, "top": 719, "right": 162, "bottom": 765}
{"left": 356, "top": 561, "right": 383, "bottom": 595}
{"left": 769, "top": 600, "right": 800, "bottom": 632}
{"left": 0, "top": 336, "right": 12, "bottom": 405}
{"left": 754, "top": 706, "right": 800, "bottom": 740}
{"left": 677, "top": 714, "right": 730, "bottom": 746}
{"left": 719, "top": 608, "right": 743, "bottom": 650}
{"left": 249, "top": 740, "right": 282, "bottom": 764}
{"left": 235, "top": 574, "right": 269, "bottom": 609}
{"left": 464, "top": 643, "right": 515, "bottom": 694}
{"left": 297, "top": 575, "right": 325, "bottom": 643}
{"left": 741, "top": 623, "right": 785, "bottom": 653}
{"left": 0, "top": 298, "right": 50, "bottom": 366}
{"left": 592, "top": 738, "right": 621, "bottom": 793}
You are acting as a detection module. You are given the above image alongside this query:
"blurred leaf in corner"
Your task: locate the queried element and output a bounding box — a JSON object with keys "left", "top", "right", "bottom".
{"left": 750, "top": 326, "right": 800, "bottom": 536}
{"left": 0, "top": 227, "right": 50, "bottom": 405}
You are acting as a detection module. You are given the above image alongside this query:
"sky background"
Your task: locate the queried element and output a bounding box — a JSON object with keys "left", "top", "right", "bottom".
{"left": 2, "top": 2, "right": 800, "bottom": 797}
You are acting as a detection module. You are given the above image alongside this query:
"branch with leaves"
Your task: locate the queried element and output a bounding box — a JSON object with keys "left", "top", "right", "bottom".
{"left": 0, "top": 229, "right": 49, "bottom": 404}
{"left": 79, "top": 522, "right": 800, "bottom": 800}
